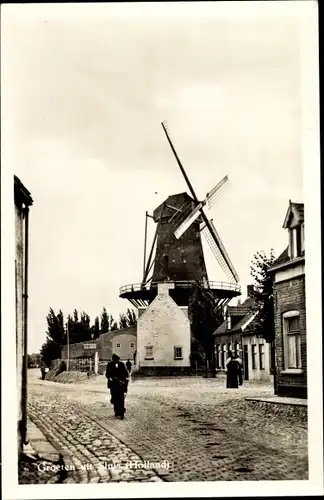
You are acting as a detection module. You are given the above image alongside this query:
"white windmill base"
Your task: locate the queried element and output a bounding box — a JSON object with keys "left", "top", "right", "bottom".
{"left": 135, "top": 283, "right": 191, "bottom": 375}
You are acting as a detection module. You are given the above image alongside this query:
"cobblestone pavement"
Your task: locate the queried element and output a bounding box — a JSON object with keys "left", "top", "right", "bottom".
{"left": 28, "top": 370, "right": 308, "bottom": 483}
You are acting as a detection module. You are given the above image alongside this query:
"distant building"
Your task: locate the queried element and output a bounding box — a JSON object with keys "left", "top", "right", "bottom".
{"left": 214, "top": 285, "right": 273, "bottom": 382}
{"left": 268, "top": 201, "right": 306, "bottom": 398}
{"left": 61, "top": 325, "right": 137, "bottom": 369}
{"left": 15, "top": 175, "right": 33, "bottom": 455}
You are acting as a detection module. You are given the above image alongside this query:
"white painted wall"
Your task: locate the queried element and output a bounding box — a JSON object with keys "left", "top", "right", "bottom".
{"left": 275, "top": 262, "right": 305, "bottom": 283}
{"left": 136, "top": 283, "right": 190, "bottom": 368}
{"left": 242, "top": 335, "right": 271, "bottom": 381}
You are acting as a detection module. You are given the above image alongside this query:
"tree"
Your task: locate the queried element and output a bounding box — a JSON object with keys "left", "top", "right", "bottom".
{"left": 188, "top": 282, "right": 224, "bottom": 376}
{"left": 66, "top": 310, "right": 92, "bottom": 343}
{"left": 91, "top": 316, "right": 100, "bottom": 339}
{"left": 40, "top": 308, "right": 66, "bottom": 367}
{"left": 73, "top": 309, "right": 79, "bottom": 324}
{"left": 111, "top": 320, "right": 118, "bottom": 331}
{"left": 119, "top": 313, "right": 128, "bottom": 329}
{"left": 101, "top": 307, "right": 109, "bottom": 333}
{"left": 249, "top": 249, "right": 276, "bottom": 343}
{"left": 28, "top": 353, "right": 41, "bottom": 368}
{"left": 126, "top": 308, "right": 137, "bottom": 327}
{"left": 40, "top": 340, "right": 61, "bottom": 368}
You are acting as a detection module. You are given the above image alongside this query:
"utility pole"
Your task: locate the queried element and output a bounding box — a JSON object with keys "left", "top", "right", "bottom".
{"left": 66, "top": 322, "right": 70, "bottom": 371}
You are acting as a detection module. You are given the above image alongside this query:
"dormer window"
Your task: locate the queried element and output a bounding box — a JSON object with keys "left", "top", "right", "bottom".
{"left": 289, "top": 224, "right": 303, "bottom": 259}
{"left": 301, "top": 223, "right": 305, "bottom": 254}
{"left": 283, "top": 201, "right": 304, "bottom": 260}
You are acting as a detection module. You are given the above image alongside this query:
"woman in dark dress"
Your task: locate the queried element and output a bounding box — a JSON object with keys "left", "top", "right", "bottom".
{"left": 226, "top": 352, "right": 240, "bottom": 388}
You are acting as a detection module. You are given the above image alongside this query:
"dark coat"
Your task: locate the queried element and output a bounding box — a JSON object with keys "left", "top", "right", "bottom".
{"left": 105, "top": 360, "right": 129, "bottom": 388}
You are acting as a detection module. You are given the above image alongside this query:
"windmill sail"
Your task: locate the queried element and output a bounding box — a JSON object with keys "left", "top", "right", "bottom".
{"left": 201, "top": 221, "right": 239, "bottom": 283}
{"left": 161, "top": 121, "right": 239, "bottom": 284}
{"left": 206, "top": 175, "right": 230, "bottom": 210}
{"left": 174, "top": 202, "right": 203, "bottom": 239}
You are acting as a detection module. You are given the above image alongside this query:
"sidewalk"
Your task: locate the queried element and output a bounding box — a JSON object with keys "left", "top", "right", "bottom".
{"left": 24, "top": 418, "right": 60, "bottom": 461}
{"left": 19, "top": 418, "right": 70, "bottom": 484}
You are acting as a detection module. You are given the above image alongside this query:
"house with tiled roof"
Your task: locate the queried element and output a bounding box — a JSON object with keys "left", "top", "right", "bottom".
{"left": 213, "top": 285, "right": 273, "bottom": 382}
{"left": 268, "top": 200, "right": 306, "bottom": 398}
{"left": 61, "top": 325, "right": 137, "bottom": 373}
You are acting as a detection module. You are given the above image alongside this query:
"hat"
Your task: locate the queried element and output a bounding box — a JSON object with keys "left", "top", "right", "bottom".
{"left": 112, "top": 353, "right": 120, "bottom": 361}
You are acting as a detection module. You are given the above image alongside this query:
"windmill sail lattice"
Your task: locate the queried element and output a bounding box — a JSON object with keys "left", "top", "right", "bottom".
{"left": 118, "top": 121, "right": 241, "bottom": 309}
{"left": 201, "top": 225, "right": 238, "bottom": 283}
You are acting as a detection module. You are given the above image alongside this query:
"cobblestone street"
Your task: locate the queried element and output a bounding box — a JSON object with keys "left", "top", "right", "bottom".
{"left": 27, "top": 369, "right": 308, "bottom": 483}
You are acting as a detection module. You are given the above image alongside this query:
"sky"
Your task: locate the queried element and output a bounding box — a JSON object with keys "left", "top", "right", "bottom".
{"left": 3, "top": 2, "right": 307, "bottom": 353}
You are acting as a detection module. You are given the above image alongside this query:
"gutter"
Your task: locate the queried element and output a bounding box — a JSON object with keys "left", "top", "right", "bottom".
{"left": 268, "top": 255, "right": 305, "bottom": 274}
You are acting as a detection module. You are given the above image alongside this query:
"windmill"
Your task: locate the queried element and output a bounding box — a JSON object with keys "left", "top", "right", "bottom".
{"left": 119, "top": 122, "right": 241, "bottom": 309}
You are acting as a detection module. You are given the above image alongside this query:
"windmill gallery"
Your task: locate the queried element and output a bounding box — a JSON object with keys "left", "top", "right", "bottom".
{"left": 118, "top": 122, "right": 241, "bottom": 375}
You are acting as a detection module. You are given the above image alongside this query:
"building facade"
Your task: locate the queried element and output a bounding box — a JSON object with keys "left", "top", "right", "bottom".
{"left": 269, "top": 201, "right": 306, "bottom": 398}
{"left": 61, "top": 325, "right": 137, "bottom": 366}
{"left": 15, "top": 175, "right": 33, "bottom": 454}
{"left": 135, "top": 282, "right": 191, "bottom": 374}
{"left": 214, "top": 285, "right": 273, "bottom": 382}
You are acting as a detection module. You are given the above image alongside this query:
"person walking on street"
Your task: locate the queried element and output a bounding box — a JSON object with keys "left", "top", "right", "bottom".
{"left": 126, "top": 359, "right": 132, "bottom": 374}
{"left": 105, "top": 354, "right": 129, "bottom": 419}
{"left": 40, "top": 361, "right": 47, "bottom": 380}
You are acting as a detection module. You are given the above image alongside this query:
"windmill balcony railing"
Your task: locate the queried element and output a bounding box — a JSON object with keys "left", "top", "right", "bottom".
{"left": 119, "top": 281, "right": 241, "bottom": 295}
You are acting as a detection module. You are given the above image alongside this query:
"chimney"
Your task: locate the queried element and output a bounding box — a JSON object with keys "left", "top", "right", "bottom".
{"left": 247, "top": 285, "right": 254, "bottom": 298}
{"left": 157, "top": 282, "right": 175, "bottom": 296}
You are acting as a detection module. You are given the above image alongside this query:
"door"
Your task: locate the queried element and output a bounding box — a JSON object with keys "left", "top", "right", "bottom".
{"left": 243, "top": 345, "right": 249, "bottom": 380}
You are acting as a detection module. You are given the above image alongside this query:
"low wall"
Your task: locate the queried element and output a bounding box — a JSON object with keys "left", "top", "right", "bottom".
{"left": 133, "top": 366, "right": 196, "bottom": 377}
{"left": 245, "top": 399, "right": 307, "bottom": 423}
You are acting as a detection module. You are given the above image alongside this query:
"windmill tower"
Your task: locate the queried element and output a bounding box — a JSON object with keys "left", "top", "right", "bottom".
{"left": 119, "top": 122, "right": 241, "bottom": 373}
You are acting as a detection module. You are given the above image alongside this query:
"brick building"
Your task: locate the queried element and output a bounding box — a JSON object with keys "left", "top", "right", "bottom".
{"left": 213, "top": 285, "right": 273, "bottom": 382}
{"left": 268, "top": 201, "right": 306, "bottom": 398}
{"left": 15, "top": 175, "right": 33, "bottom": 454}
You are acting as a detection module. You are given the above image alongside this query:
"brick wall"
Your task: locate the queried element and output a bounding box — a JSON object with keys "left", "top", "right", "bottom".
{"left": 273, "top": 273, "right": 307, "bottom": 398}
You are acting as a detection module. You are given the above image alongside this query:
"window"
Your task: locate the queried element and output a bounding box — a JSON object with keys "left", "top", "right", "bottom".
{"left": 289, "top": 228, "right": 298, "bottom": 258}
{"left": 145, "top": 346, "right": 154, "bottom": 359}
{"left": 227, "top": 316, "right": 231, "bottom": 330}
{"left": 221, "top": 344, "right": 226, "bottom": 369}
{"left": 216, "top": 344, "right": 221, "bottom": 369}
{"left": 259, "top": 344, "right": 265, "bottom": 370}
{"left": 296, "top": 226, "right": 302, "bottom": 256}
{"left": 174, "top": 346, "right": 183, "bottom": 359}
{"left": 301, "top": 223, "right": 305, "bottom": 254}
{"left": 252, "top": 345, "right": 257, "bottom": 370}
{"left": 235, "top": 342, "right": 240, "bottom": 357}
{"left": 283, "top": 311, "right": 301, "bottom": 370}
{"left": 289, "top": 225, "right": 304, "bottom": 259}
{"left": 116, "top": 343, "right": 121, "bottom": 348}
{"left": 130, "top": 342, "right": 135, "bottom": 348}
